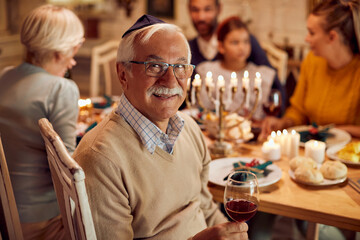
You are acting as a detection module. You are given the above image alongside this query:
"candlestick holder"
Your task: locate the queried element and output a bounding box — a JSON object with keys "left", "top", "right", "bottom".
{"left": 185, "top": 72, "right": 261, "bottom": 157}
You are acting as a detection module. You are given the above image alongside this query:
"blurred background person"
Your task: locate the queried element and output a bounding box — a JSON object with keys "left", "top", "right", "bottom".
{"left": 187, "top": 0, "right": 285, "bottom": 113}
{"left": 0, "top": 4, "right": 83, "bottom": 239}
{"left": 260, "top": 0, "right": 360, "bottom": 140}
{"left": 196, "top": 16, "right": 276, "bottom": 122}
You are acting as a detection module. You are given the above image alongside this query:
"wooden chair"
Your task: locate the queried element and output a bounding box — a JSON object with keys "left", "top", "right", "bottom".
{"left": 89, "top": 40, "right": 120, "bottom": 97}
{"left": 261, "top": 41, "right": 289, "bottom": 85}
{"left": 0, "top": 136, "right": 23, "bottom": 240}
{"left": 38, "top": 118, "right": 97, "bottom": 240}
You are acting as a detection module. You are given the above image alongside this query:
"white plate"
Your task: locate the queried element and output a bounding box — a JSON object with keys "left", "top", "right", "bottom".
{"left": 288, "top": 126, "right": 351, "bottom": 148}
{"left": 326, "top": 144, "right": 360, "bottom": 166}
{"left": 288, "top": 169, "right": 347, "bottom": 186}
{"left": 209, "top": 157, "right": 282, "bottom": 187}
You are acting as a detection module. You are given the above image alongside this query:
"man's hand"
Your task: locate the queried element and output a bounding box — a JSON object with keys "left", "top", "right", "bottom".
{"left": 192, "top": 222, "right": 248, "bottom": 240}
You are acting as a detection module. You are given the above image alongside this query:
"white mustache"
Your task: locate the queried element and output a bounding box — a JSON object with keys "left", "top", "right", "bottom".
{"left": 147, "top": 86, "right": 184, "bottom": 97}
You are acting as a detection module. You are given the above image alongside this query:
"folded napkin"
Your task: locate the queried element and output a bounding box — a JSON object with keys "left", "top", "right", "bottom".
{"left": 298, "top": 122, "right": 334, "bottom": 143}
{"left": 93, "top": 95, "right": 113, "bottom": 109}
{"left": 223, "top": 160, "right": 273, "bottom": 181}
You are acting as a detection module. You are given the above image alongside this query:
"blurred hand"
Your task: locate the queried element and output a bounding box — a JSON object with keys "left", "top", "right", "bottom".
{"left": 192, "top": 222, "right": 248, "bottom": 240}
{"left": 258, "top": 116, "right": 284, "bottom": 141}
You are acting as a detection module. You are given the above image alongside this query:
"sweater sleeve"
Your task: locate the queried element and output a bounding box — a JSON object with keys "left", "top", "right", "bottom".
{"left": 196, "top": 126, "right": 228, "bottom": 226}
{"left": 75, "top": 149, "right": 134, "bottom": 239}
{"left": 47, "top": 79, "right": 79, "bottom": 154}
{"left": 284, "top": 53, "right": 312, "bottom": 125}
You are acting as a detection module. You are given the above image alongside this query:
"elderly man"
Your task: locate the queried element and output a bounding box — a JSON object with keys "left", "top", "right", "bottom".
{"left": 74, "top": 15, "right": 248, "bottom": 239}
{"left": 188, "top": 0, "right": 285, "bottom": 113}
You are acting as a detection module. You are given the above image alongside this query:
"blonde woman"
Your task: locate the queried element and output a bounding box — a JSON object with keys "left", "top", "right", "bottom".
{"left": 260, "top": 0, "right": 360, "bottom": 139}
{"left": 0, "top": 5, "right": 84, "bottom": 239}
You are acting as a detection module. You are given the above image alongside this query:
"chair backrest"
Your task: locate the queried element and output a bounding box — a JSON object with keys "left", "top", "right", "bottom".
{"left": 38, "top": 118, "right": 97, "bottom": 240}
{"left": 261, "top": 41, "right": 288, "bottom": 85}
{"left": 89, "top": 40, "right": 121, "bottom": 97}
{"left": 0, "top": 136, "right": 23, "bottom": 240}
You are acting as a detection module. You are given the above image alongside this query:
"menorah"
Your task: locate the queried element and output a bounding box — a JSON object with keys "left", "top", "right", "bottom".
{"left": 185, "top": 71, "right": 262, "bottom": 156}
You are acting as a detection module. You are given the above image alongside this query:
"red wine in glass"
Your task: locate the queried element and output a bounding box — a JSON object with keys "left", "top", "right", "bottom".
{"left": 263, "top": 89, "right": 282, "bottom": 116}
{"left": 263, "top": 103, "right": 281, "bottom": 116}
{"left": 224, "top": 171, "right": 259, "bottom": 222}
{"left": 225, "top": 199, "right": 258, "bottom": 222}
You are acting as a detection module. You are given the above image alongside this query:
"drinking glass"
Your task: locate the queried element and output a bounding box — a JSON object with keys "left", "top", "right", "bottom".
{"left": 224, "top": 171, "right": 259, "bottom": 222}
{"left": 262, "top": 89, "right": 282, "bottom": 116}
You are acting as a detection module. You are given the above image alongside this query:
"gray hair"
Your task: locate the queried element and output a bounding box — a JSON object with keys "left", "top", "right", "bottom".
{"left": 21, "top": 4, "right": 84, "bottom": 64}
{"left": 117, "top": 23, "right": 191, "bottom": 68}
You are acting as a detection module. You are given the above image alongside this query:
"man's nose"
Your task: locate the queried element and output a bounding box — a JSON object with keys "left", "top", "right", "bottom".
{"left": 159, "top": 66, "right": 179, "bottom": 88}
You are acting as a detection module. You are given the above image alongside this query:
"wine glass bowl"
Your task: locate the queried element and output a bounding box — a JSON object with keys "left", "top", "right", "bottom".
{"left": 263, "top": 89, "right": 282, "bottom": 116}
{"left": 224, "top": 171, "right": 259, "bottom": 222}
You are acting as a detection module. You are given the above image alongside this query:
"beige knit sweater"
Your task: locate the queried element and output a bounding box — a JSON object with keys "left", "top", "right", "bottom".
{"left": 74, "top": 111, "right": 227, "bottom": 239}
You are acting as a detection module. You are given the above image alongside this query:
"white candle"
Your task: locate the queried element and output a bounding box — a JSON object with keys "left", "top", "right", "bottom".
{"left": 187, "top": 78, "right": 191, "bottom": 90}
{"left": 230, "top": 72, "right": 238, "bottom": 88}
{"left": 275, "top": 130, "right": 282, "bottom": 144}
{"left": 217, "top": 75, "right": 225, "bottom": 88}
{"left": 242, "top": 70, "right": 249, "bottom": 90}
{"left": 242, "top": 71, "right": 250, "bottom": 108}
{"left": 282, "top": 129, "right": 290, "bottom": 156}
{"left": 254, "top": 72, "right": 262, "bottom": 90}
{"left": 205, "top": 71, "right": 214, "bottom": 88}
{"left": 262, "top": 138, "right": 281, "bottom": 161}
{"left": 289, "top": 130, "right": 300, "bottom": 159}
{"left": 305, "top": 140, "right": 326, "bottom": 164}
{"left": 192, "top": 74, "right": 202, "bottom": 87}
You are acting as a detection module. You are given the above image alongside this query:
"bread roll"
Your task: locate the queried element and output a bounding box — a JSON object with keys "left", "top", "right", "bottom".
{"left": 294, "top": 166, "right": 324, "bottom": 184}
{"left": 289, "top": 156, "right": 317, "bottom": 171}
{"left": 320, "top": 161, "right": 347, "bottom": 180}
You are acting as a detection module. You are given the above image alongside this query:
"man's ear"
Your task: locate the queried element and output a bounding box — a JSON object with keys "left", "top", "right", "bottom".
{"left": 116, "top": 63, "right": 128, "bottom": 91}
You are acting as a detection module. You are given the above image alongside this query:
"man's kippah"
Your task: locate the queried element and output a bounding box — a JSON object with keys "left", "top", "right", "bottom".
{"left": 122, "top": 14, "right": 165, "bottom": 38}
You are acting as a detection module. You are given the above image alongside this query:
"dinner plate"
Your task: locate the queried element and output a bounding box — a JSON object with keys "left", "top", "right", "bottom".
{"left": 326, "top": 144, "right": 360, "bottom": 166}
{"left": 288, "top": 126, "right": 351, "bottom": 148}
{"left": 209, "top": 157, "right": 282, "bottom": 187}
{"left": 288, "top": 169, "right": 347, "bottom": 186}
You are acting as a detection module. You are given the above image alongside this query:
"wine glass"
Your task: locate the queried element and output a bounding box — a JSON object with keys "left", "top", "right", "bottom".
{"left": 224, "top": 171, "right": 259, "bottom": 222}
{"left": 263, "top": 89, "right": 282, "bottom": 116}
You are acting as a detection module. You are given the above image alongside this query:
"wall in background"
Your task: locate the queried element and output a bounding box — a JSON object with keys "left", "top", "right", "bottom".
{"left": 4, "top": 0, "right": 308, "bottom": 46}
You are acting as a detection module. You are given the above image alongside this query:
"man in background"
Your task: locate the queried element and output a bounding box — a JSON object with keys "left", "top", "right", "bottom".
{"left": 187, "top": 0, "right": 285, "bottom": 112}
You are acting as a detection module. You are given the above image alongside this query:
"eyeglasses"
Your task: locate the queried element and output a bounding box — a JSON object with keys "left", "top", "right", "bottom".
{"left": 128, "top": 61, "right": 195, "bottom": 80}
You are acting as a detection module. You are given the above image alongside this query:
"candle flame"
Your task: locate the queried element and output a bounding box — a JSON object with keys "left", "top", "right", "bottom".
{"left": 271, "top": 131, "right": 276, "bottom": 138}
{"left": 256, "top": 72, "right": 261, "bottom": 78}
{"left": 314, "top": 141, "right": 318, "bottom": 147}
{"left": 206, "top": 71, "right": 212, "bottom": 78}
{"left": 291, "top": 129, "right": 296, "bottom": 135}
{"left": 269, "top": 138, "right": 275, "bottom": 145}
{"left": 195, "top": 74, "right": 200, "bottom": 80}
{"left": 283, "top": 129, "right": 288, "bottom": 135}
{"left": 244, "top": 70, "right": 249, "bottom": 78}
{"left": 231, "top": 72, "right": 237, "bottom": 79}
{"left": 277, "top": 130, "right": 282, "bottom": 136}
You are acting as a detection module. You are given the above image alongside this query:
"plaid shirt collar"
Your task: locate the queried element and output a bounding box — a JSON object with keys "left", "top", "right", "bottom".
{"left": 116, "top": 94, "right": 184, "bottom": 154}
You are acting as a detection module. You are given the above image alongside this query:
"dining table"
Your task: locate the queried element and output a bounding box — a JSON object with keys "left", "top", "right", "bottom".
{"left": 204, "top": 134, "right": 360, "bottom": 240}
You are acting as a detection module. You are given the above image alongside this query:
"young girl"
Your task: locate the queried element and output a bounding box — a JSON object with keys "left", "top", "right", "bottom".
{"left": 197, "top": 16, "right": 277, "bottom": 121}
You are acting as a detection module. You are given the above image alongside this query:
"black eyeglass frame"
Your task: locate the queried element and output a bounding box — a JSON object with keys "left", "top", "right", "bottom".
{"left": 128, "top": 61, "right": 195, "bottom": 79}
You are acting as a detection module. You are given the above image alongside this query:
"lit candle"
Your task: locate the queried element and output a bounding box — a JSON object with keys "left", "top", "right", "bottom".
{"left": 267, "top": 131, "right": 277, "bottom": 141}
{"left": 262, "top": 138, "right": 281, "bottom": 161}
{"left": 275, "top": 130, "right": 282, "bottom": 144}
{"left": 289, "top": 130, "right": 300, "bottom": 159}
{"left": 230, "top": 72, "right": 238, "bottom": 88}
{"left": 242, "top": 71, "right": 250, "bottom": 108}
{"left": 242, "top": 70, "right": 249, "bottom": 90}
{"left": 305, "top": 140, "right": 326, "bottom": 164}
{"left": 192, "top": 74, "right": 202, "bottom": 87}
{"left": 217, "top": 75, "right": 225, "bottom": 88}
{"left": 205, "top": 71, "right": 214, "bottom": 88}
{"left": 254, "top": 72, "right": 262, "bottom": 90}
{"left": 282, "top": 129, "right": 290, "bottom": 156}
